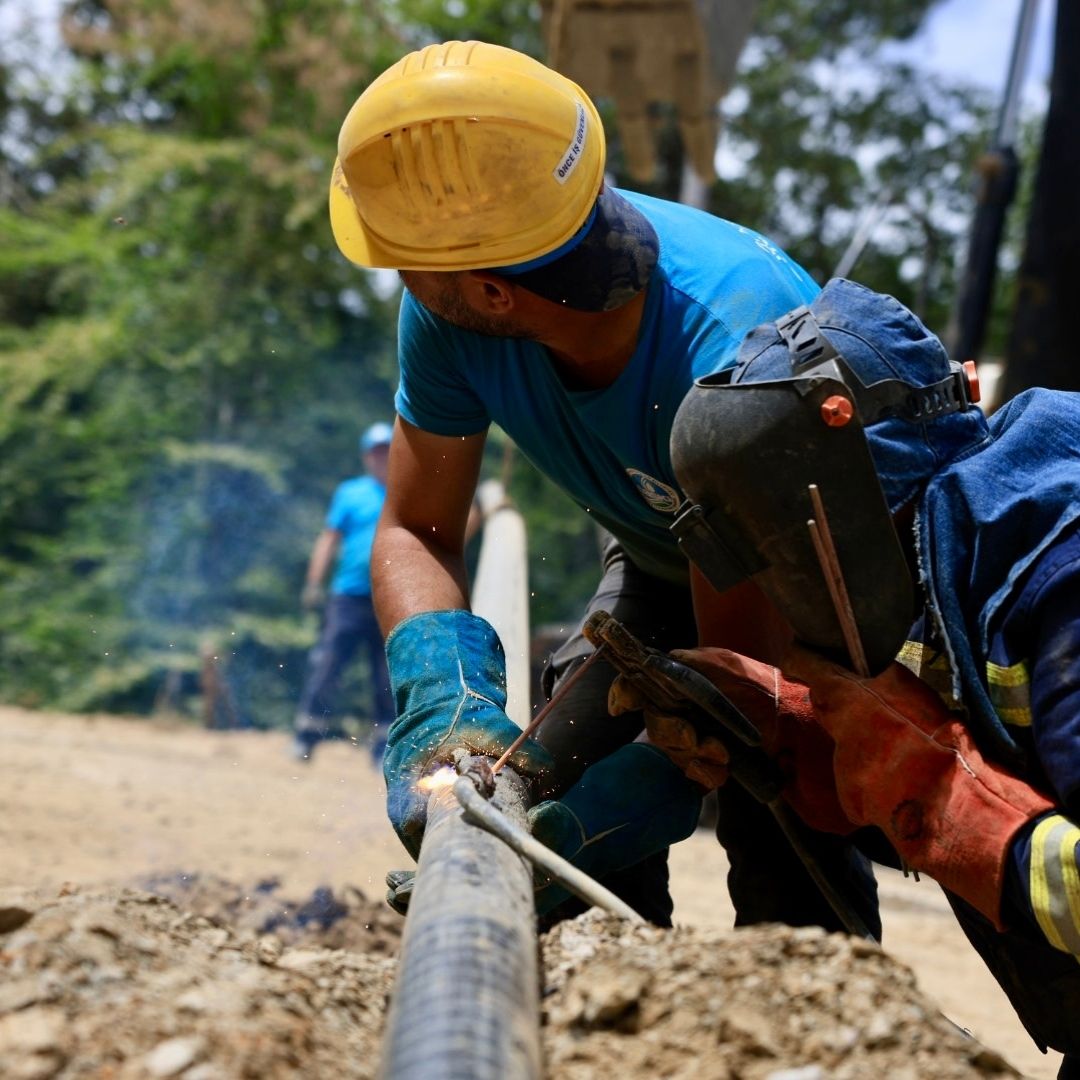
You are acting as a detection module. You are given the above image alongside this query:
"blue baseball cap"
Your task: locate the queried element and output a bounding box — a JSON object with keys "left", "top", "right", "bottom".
{"left": 360, "top": 421, "right": 393, "bottom": 453}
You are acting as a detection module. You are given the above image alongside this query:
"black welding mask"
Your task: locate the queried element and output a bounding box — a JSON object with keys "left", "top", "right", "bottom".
{"left": 670, "top": 279, "right": 982, "bottom": 674}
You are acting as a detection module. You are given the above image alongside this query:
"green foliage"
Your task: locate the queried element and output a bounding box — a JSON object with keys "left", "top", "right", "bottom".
{"left": 0, "top": 0, "right": 1023, "bottom": 723}
{"left": 751, "top": 0, "right": 930, "bottom": 59}
{"left": 721, "top": 55, "right": 993, "bottom": 334}
{"left": 391, "top": 0, "right": 544, "bottom": 55}
{"left": 0, "top": 0, "right": 400, "bottom": 723}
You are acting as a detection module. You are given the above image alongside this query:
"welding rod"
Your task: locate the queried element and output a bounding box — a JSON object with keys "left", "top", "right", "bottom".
{"left": 807, "top": 485, "right": 919, "bottom": 881}
{"left": 490, "top": 643, "right": 608, "bottom": 773}
{"left": 453, "top": 777, "right": 644, "bottom": 923}
{"left": 807, "top": 483, "right": 870, "bottom": 677}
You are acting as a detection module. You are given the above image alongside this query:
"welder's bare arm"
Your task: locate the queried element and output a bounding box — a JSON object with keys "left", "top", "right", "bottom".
{"left": 372, "top": 417, "right": 487, "bottom": 635}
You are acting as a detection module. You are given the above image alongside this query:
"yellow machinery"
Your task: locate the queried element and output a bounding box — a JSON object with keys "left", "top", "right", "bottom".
{"left": 541, "top": 0, "right": 759, "bottom": 184}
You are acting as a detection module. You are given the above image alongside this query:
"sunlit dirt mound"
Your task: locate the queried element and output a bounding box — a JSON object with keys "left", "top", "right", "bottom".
{"left": 539, "top": 911, "right": 1019, "bottom": 1080}
{"left": 0, "top": 884, "right": 394, "bottom": 1079}
{"left": 0, "top": 886, "right": 1019, "bottom": 1079}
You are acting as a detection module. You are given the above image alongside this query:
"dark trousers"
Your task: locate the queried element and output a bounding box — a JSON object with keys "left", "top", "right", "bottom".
{"left": 947, "top": 891, "right": 1080, "bottom": 1061}
{"left": 537, "top": 534, "right": 699, "bottom": 927}
{"left": 296, "top": 594, "right": 393, "bottom": 737}
{"left": 537, "top": 532, "right": 880, "bottom": 936}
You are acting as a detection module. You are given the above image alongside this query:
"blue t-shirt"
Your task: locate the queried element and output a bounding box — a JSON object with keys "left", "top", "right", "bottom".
{"left": 326, "top": 475, "right": 385, "bottom": 597}
{"left": 395, "top": 189, "right": 819, "bottom": 582}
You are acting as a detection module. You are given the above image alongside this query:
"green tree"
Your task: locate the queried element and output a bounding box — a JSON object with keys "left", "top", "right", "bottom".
{"left": 629, "top": 1, "right": 995, "bottom": 332}
{"left": 0, "top": 0, "right": 1020, "bottom": 723}
{"left": 0, "top": 0, "right": 401, "bottom": 720}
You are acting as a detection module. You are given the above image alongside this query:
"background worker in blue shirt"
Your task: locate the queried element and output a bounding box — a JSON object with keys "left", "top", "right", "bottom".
{"left": 292, "top": 421, "right": 394, "bottom": 763}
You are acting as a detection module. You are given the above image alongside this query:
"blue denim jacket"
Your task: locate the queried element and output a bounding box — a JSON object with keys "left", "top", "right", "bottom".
{"left": 733, "top": 280, "right": 1080, "bottom": 763}
{"left": 916, "top": 388, "right": 1080, "bottom": 762}
{"left": 731, "top": 286, "right": 1080, "bottom": 1053}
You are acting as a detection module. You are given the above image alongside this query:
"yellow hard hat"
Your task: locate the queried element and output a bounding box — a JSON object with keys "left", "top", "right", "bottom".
{"left": 329, "top": 41, "right": 607, "bottom": 271}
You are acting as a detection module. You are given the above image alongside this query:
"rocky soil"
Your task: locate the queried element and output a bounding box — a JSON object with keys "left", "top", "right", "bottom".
{"left": 0, "top": 884, "right": 394, "bottom": 1080}
{"left": 0, "top": 882, "right": 1019, "bottom": 1080}
{"left": 0, "top": 705, "right": 1060, "bottom": 1077}
{"left": 540, "top": 912, "right": 1017, "bottom": 1080}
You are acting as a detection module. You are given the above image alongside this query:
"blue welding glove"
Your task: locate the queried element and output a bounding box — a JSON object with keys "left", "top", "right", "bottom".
{"left": 527, "top": 742, "right": 703, "bottom": 915}
{"left": 383, "top": 609, "right": 555, "bottom": 860}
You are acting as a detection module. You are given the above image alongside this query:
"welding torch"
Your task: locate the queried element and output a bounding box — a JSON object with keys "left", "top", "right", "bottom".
{"left": 582, "top": 609, "right": 877, "bottom": 941}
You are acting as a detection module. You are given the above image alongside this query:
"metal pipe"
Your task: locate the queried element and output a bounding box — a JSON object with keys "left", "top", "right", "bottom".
{"left": 380, "top": 765, "right": 542, "bottom": 1080}
{"left": 472, "top": 479, "right": 531, "bottom": 728}
{"left": 995, "top": 0, "right": 1041, "bottom": 150}
{"left": 949, "top": 0, "right": 1040, "bottom": 365}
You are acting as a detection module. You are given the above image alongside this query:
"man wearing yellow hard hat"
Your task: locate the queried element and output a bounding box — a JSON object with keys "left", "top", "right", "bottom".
{"left": 330, "top": 40, "right": 877, "bottom": 934}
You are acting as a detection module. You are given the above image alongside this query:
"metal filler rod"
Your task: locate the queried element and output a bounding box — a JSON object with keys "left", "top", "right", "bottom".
{"left": 491, "top": 643, "right": 608, "bottom": 774}
{"left": 806, "top": 483, "right": 870, "bottom": 677}
{"left": 806, "top": 484, "right": 918, "bottom": 881}
{"left": 454, "top": 777, "right": 643, "bottom": 923}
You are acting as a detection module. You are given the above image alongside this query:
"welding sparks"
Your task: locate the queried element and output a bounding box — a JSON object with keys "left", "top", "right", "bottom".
{"left": 417, "top": 767, "right": 457, "bottom": 794}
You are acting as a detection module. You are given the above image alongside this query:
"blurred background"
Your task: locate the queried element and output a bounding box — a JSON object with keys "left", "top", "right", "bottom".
{"left": 1, "top": 0, "right": 1073, "bottom": 729}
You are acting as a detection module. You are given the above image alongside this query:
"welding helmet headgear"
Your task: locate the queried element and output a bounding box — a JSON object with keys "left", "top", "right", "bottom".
{"left": 731, "top": 278, "right": 987, "bottom": 513}
{"left": 670, "top": 280, "right": 981, "bottom": 671}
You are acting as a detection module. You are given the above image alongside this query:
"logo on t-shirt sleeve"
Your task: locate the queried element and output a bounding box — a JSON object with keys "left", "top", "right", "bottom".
{"left": 625, "top": 468, "right": 682, "bottom": 514}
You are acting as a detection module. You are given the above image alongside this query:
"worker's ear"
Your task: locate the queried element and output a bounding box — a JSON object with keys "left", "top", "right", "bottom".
{"left": 462, "top": 270, "right": 516, "bottom": 315}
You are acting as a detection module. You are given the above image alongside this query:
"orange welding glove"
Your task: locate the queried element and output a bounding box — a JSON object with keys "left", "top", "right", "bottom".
{"left": 783, "top": 646, "right": 1055, "bottom": 928}
{"left": 609, "top": 648, "right": 854, "bottom": 835}
{"left": 608, "top": 671, "right": 728, "bottom": 789}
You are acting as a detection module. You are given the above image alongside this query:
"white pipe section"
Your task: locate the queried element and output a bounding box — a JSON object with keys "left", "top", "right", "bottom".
{"left": 471, "top": 479, "right": 532, "bottom": 729}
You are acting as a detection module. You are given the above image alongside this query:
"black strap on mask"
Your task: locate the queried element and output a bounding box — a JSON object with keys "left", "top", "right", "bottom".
{"left": 775, "top": 306, "right": 974, "bottom": 423}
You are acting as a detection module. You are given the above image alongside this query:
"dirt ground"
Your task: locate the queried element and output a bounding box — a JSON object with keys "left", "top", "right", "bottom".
{"left": 0, "top": 705, "right": 1063, "bottom": 1078}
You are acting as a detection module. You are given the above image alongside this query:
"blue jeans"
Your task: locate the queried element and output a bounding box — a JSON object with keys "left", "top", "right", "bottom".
{"left": 296, "top": 594, "right": 393, "bottom": 743}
